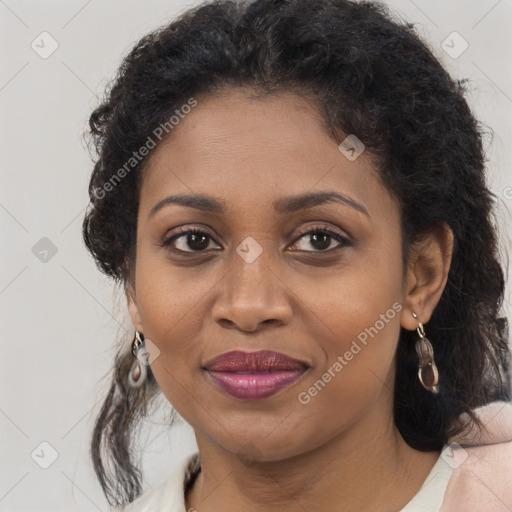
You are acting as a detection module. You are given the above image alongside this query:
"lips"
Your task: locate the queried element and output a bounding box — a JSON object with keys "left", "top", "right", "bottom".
{"left": 204, "top": 350, "right": 308, "bottom": 372}
{"left": 203, "top": 350, "right": 309, "bottom": 400}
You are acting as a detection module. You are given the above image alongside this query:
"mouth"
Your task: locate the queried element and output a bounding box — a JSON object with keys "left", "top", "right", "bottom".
{"left": 202, "top": 350, "right": 310, "bottom": 400}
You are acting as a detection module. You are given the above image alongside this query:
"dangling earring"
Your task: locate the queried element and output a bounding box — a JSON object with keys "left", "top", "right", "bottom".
{"left": 128, "top": 330, "right": 148, "bottom": 388}
{"left": 412, "top": 312, "right": 439, "bottom": 394}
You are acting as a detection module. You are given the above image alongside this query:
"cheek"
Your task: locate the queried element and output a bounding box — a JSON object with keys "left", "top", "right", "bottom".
{"left": 298, "top": 300, "right": 402, "bottom": 407}
{"left": 290, "top": 239, "right": 404, "bottom": 408}
{"left": 133, "top": 253, "right": 215, "bottom": 405}
{"left": 292, "top": 233, "right": 404, "bottom": 349}
{"left": 318, "top": 268, "right": 403, "bottom": 362}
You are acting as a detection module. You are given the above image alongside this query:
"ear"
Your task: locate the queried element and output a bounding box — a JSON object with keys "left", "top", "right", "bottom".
{"left": 400, "top": 222, "right": 454, "bottom": 330}
{"left": 125, "top": 280, "right": 144, "bottom": 332}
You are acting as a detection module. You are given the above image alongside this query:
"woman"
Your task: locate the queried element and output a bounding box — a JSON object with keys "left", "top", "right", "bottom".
{"left": 82, "top": 0, "right": 512, "bottom": 510}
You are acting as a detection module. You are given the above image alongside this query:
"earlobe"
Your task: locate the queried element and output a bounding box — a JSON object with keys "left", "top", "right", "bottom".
{"left": 401, "top": 222, "right": 454, "bottom": 331}
{"left": 125, "top": 282, "right": 144, "bottom": 332}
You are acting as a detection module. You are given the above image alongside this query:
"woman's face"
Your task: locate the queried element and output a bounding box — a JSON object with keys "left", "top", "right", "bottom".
{"left": 128, "top": 88, "right": 410, "bottom": 461}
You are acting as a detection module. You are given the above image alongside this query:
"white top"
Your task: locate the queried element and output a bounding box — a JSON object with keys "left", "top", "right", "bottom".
{"left": 120, "top": 444, "right": 454, "bottom": 512}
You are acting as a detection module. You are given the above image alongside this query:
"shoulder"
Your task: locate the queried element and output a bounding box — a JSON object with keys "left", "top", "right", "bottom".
{"left": 440, "top": 401, "right": 512, "bottom": 511}
{"left": 118, "top": 452, "right": 199, "bottom": 512}
{"left": 440, "top": 439, "right": 512, "bottom": 511}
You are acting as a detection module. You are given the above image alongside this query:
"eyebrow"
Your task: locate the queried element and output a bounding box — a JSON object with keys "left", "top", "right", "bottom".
{"left": 148, "top": 191, "right": 370, "bottom": 219}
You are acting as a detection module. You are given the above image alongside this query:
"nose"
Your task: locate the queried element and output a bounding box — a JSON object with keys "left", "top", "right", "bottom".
{"left": 211, "top": 246, "right": 293, "bottom": 333}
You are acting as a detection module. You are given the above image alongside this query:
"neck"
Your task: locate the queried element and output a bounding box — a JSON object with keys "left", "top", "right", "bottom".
{"left": 185, "top": 405, "right": 440, "bottom": 512}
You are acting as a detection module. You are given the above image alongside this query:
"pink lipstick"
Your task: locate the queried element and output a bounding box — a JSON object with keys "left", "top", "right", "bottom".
{"left": 203, "top": 350, "right": 309, "bottom": 400}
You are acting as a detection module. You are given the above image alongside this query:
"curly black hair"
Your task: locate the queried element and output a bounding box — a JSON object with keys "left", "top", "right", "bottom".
{"left": 82, "top": 0, "right": 511, "bottom": 507}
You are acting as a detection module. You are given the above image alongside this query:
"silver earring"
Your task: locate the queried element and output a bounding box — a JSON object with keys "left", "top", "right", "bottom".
{"left": 128, "top": 330, "right": 148, "bottom": 388}
{"left": 412, "top": 312, "right": 439, "bottom": 394}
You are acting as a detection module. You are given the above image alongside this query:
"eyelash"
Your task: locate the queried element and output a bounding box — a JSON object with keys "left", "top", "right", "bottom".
{"left": 159, "top": 225, "right": 351, "bottom": 254}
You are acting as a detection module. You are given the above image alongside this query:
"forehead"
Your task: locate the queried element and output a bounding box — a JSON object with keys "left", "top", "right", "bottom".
{"left": 139, "top": 89, "right": 397, "bottom": 221}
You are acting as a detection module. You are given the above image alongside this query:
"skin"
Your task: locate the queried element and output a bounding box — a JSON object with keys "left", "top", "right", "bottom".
{"left": 126, "top": 88, "right": 454, "bottom": 512}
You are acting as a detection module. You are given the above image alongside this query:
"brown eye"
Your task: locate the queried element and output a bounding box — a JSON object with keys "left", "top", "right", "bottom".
{"left": 162, "top": 228, "right": 219, "bottom": 253}
{"left": 290, "top": 227, "right": 351, "bottom": 252}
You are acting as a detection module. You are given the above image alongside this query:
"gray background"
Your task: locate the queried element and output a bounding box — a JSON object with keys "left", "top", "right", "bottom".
{"left": 1, "top": 1, "right": 511, "bottom": 511}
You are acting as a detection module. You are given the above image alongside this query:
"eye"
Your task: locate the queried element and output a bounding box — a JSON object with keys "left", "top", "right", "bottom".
{"left": 289, "top": 226, "right": 351, "bottom": 252}
{"left": 160, "top": 227, "right": 220, "bottom": 253}
{"left": 159, "top": 225, "right": 351, "bottom": 254}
